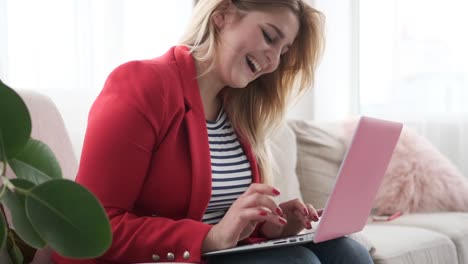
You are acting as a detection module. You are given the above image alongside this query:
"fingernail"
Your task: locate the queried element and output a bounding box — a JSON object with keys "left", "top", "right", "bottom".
{"left": 276, "top": 207, "right": 284, "bottom": 217}
{"left": 260, "top": 211, "right": 268, "bottom": 216}
{"left": 303, "top": 208, "right": 309, "bottom": 216}
{"left": 279, "top": 217, "right": 287, "bottom": 225}
{"left": 306, "top": 222, "right": 312, "bottom": 229}
{"left": 272, "top": 188, "right": 281, "bottom": 196}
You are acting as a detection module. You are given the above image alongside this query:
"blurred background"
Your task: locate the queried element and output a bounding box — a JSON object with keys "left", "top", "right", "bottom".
{"left": 1, "top": 0, "right": 467, "bottom": 175}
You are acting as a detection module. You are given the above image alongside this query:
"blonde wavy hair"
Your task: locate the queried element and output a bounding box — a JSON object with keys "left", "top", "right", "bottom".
{"left": 180, "top": 0, "right": 325, "bottom": 183}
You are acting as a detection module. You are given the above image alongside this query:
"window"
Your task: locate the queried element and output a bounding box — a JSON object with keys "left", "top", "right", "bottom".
{"left": 359, "top": 0, "right": 468, "bottom": 117}
{"left": 0, "top": 0, "right": 193, "bottom": 156}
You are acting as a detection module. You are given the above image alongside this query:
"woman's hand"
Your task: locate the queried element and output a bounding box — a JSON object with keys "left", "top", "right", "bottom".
{"left": 260, "top": 199, "right": 323, "bottom": 239}
{"left": 202, "top": 183, "right": 287, "bottom": 252}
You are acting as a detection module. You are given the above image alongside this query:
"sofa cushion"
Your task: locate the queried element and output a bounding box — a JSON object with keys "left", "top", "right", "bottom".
{"left": 377, "top": 212, "right": 468, "bottom": 264}
{"left": 288, "top": 120, "right": 346, "bottom": 209}
{"left": 268, "top": 122, "right": 303, "bottom": 203}
{"left": 363, "top": 225, "right": 457, "bottom": 264}
{"left": 18, "top": 90, "right": 78, "bottom": 180}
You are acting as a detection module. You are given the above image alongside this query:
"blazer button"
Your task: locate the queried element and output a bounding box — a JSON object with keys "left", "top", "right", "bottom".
{"left": 183, "top": 251, "right": 190, "bottom": 259}
{"left": 152, "top": 254, "right": 160, "bottom": 261}
{"left": 167, "top": 252, "right": 175, "bottom": 261}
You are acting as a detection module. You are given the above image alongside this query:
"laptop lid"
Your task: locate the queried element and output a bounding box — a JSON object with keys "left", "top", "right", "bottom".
{"left": 313, "top": 116, "right": 402, "bottom": 243}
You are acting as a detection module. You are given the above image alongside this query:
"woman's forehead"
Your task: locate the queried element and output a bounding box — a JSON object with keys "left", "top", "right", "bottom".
{"left": 246, "top": 7, "right": 300, "bottom": 39}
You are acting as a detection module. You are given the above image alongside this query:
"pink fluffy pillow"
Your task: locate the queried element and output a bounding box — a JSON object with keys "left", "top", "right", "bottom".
{"left": 342, "top": 118, "right": 468, "bottom": 215}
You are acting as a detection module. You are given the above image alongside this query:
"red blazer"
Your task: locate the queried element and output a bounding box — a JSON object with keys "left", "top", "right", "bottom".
{"left": 52, "top": 46, "right": 262, "bottom": 264}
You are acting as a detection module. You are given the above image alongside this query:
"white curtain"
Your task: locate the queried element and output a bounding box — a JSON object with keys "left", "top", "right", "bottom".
{"left": 0, "top": 0, "right": 193, "bottom": 158}
{"left": 312, "top": 0, "right": 468, "bottom": 177}
{"left": 310, "top": 0, "right": 359, "bottom": 122}
{"left": 4, "top": 0, "right": 467, "bottom": 177}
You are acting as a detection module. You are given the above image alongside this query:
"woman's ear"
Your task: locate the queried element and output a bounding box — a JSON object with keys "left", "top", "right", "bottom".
{"left": 213, "top": 12, "right": 225, "bottom": 30}
{"left": 212, "top": 0, "right": 234, "bottom": 30}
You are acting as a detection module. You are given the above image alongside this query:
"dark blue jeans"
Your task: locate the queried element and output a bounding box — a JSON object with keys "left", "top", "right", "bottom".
{"left": 207, "top": 237, "right": 374, "bottom": 264}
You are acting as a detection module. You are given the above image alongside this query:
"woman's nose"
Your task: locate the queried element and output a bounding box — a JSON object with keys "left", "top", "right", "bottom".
{"left": 265, "top": 47, "right": 281, "bottom": 72}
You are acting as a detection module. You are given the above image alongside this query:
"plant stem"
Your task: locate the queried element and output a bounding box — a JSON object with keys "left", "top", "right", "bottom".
{"left": 0, "top": 203, "right": 7, "bottom": 219}
{"left": 0, "top": 161, "right": 5, "bottom": 177}
{"left": 1, "top": 177, "right": 14, "bottom": 191}
{"left": 0, "top": 182, "right": 7, "bottom": 199}
{"left": 0, "top": 177, "right": 30, "bottom": 199}
{"left": 0, "top": 131, "right": 8, "bottom": 199}
{"left": 0, "top": 130, "right": 7, "bottom": 177}
{"left": 0, "top": 130, "right": 8, "bottom": 195}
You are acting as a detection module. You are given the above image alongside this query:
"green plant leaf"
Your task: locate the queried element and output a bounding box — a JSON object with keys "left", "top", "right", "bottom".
{"left": 0, "top": 80, "right": 32, "bottom": 159}
{"left": 6, "top": 233, "right": 24, "bottom": 264}
{"left": 9, "top": 139, "right": 62, "bottom": 184}
{"left": 1, "top": 179, "right": 46, "bottom": 249}
{"left": 0, "top": 210, "right": 6, "bottom": 250}
{"left": 25, "top": 179, "right": 112, "bottom": 258}
{"left": 7, "top": 229, "right": 36, "bottom": 263}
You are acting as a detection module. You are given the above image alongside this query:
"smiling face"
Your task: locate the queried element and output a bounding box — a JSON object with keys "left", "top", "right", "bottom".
{"left": 213, "top": 5, "right": 300, "bottom": 88}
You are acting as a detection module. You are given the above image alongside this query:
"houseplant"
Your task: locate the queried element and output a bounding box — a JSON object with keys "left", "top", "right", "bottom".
{"left": 0, "top": 79, "right": 112, "bottom": 263}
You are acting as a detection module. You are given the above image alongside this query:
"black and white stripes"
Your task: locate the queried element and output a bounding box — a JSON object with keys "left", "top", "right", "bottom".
{"left": 202, "top": 109, "right": 252, "bottom": 224}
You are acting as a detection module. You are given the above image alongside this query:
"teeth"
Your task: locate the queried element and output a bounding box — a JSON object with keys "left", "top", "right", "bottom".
{"left": 247, "top": 55, "right": 262, "bottom": 73}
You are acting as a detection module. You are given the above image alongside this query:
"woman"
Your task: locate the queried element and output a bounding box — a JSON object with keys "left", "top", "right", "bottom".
{"left": 53, "top": 0, "right": 373, "bottom": 263}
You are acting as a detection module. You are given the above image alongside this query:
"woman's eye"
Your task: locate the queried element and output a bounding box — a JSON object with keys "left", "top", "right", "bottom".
{"left": 262, "top": 30, "right": 273, "bottom": 44}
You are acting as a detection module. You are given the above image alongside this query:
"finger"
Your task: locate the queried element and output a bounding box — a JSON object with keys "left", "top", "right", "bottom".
{"left": 242, "top": 183, "right": 280, "bottom": 197}
{"left": 240, "top": 208, "right": 288, "bottom": 227}
{"left": 293, "top": 209, "right": 312, "bottom": 230}
{"left": 317, "top": 208, "right": 324, "bottom": 217}
{"left": 306, "top": 204, "right": 320, "bottom": 222}
{"left": 241, "top": 193, "right": 284, "bottom": 217}
{"left": 280, "top": 198, "right": 309, "bottom": 217}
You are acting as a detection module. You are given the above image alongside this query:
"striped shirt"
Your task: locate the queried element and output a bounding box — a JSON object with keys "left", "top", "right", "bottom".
{"left": 202, "top": 109, "right": 252, "bottom": 224}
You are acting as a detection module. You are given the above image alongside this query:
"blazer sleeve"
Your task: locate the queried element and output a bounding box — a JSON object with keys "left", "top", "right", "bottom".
{"left": 72, "top": 62, "right": 212, "bottom": 263}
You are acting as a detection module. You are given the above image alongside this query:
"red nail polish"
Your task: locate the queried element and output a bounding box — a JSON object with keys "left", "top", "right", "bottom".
{"left": 272, "top": 188, "right": 281, "bottom": 195}
{"left": 260, "top": 211, "right": 268, "bottom": 216}
{"left": 306, "top": 223, "right": 312, "bottom": 229}
{"left": 303, "top": 208, "right": 309, "bottom": 216}
{"left": 276, "top": 208, "right": 284, "bottom": 217}
{"left": 279, "top": 217, "right": 287, "bottom": 225}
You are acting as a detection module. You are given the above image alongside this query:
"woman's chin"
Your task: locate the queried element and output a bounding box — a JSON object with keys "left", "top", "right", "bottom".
{"left": 233, "top": 78, "right": 252, "bottom": 88}
{"left": 237, "top": 83, "right": 249, "bottom": 89}
{"left": 226, "top": 69, "right": 258, "bottom": 88}
{"left": 229, "top": 79, "right": 250, "bottom": 89}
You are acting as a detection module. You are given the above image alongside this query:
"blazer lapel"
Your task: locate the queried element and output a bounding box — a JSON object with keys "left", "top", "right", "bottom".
{"left": 174, "top": 46, "right": 211, "bottom": 220}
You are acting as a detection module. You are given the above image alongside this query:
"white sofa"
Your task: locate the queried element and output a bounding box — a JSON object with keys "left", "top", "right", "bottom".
{"left": 8, "top": 90, "right": 468, "bottom": 264}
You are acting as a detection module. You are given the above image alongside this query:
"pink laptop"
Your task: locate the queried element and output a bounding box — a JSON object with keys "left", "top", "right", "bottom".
{"left": 203, "top": 116, "right": 403, "bottom": 256}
